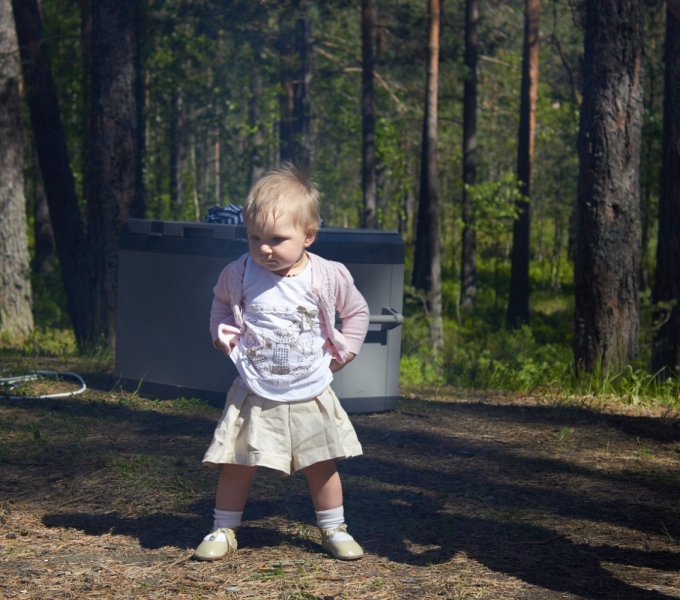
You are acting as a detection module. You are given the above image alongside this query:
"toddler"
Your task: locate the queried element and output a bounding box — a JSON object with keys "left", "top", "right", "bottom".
{"left": 193, "top": 165, "right": 369, "bottom": 562}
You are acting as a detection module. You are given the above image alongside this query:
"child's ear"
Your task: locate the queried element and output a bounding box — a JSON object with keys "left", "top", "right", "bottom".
{"left": 303, "top": 229, "right": 316, "bottom": 248}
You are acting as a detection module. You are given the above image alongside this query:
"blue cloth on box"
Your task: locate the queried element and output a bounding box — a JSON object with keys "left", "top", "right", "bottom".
{"left": 206, "top": 204, "right": 244, "bottom": 225}
{"left": 206, "top": 203, "right": 325, "bottom": 227}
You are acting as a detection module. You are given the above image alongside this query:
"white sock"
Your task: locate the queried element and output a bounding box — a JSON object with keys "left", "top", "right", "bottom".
{"left": 203, "top": 508, "right": 242, "bottom": 542}
{"left": 315, "top": 506, "right": 353, "bottom": 542}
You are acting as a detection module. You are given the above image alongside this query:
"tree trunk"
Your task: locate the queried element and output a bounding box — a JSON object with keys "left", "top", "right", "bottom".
{"left": 507, "top": 0, "right": 540, "bottom": 329}
{"left": 652, "top": 9, "right": 680, "bottom": 375}
{"left": 77, "top": 0, "right": 91, "bottom": 187}
{"left": 361, "top": 0, "right": 377, "bottom": 228}
{"left": 279, "top": 6, "right": 311, "bottom": 170}
{"left": 87, "top": 0, "right": 145, "bottom": 351}
{"left": 169, "top": 92, "right": 186, "bottom": 210}
{"left": 411, "top": 0, "right": 443, "bottom": 352}
{"left": 460, "top": 0, "right": 479, "bottom": 312}
{"left": 214, "top": 137, "right": 221, "bottom": 206}
{"left": 32, "top": 147, "right": 55, "bottom": 274}
{"left": 248, "top": 47, "right": 265, "bottom": 189}
{"left": 279, "top": 19, "right": 295, "bottom": 165}
{"left": 574, "top": 0, "right": 643, "bottom": 374}
{"left": 0, "top": 0, "right": 33, "bottom": 340}
{"left": 293, "top": 13, "right": 312, "bottom": 170}
{"left": 12, "top": 0, "right": 90, "bottom": 344}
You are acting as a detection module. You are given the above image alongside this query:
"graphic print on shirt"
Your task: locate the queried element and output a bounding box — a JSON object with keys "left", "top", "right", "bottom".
{"left": 243, "top": 305, "right": 321, "bottom": 379}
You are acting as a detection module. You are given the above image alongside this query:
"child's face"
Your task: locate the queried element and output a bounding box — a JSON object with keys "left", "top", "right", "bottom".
{"left": 246, "top": 211, "right": 315, "bottom": 276}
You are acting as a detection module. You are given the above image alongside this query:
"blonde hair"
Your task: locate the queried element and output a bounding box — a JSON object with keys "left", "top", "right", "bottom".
{"left": 243, "top": 163, "right": 321, "bottom": 233}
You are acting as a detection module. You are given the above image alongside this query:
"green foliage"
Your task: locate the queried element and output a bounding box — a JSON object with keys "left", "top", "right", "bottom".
{"left": 23, "top": 0, "right": 676, "bottom": 396}
{"left": 462, "top": 173, "right": 525, "bottom": 235}
{"left": 400, "top": 256, "right": 680, "bottom": 406}
{"left": 30, "top": 264, "right": 70, "bottom": 332}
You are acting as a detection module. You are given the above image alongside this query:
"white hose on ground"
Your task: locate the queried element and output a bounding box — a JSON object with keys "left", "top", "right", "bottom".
{"left": 0, "top": 370, "right": 87, "bottom": 400}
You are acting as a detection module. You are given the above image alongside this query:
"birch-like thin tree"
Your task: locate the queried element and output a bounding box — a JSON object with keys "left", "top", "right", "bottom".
{"left": 248, "top": 46, "right": 266, "bottom": 189}
{"left": 361, "top": 0, "right": 377, "bottom": 228}
{"left": 280, "top": 4, "right": 312, "bottom": 170}
{"left": 411, "top": 0, "right": 443, "bottom": 351}
{"left": 573, "top": 0, "right": 643, "bottom": 374}
{"left": 460, "top": 0, "right": 479, "bottom": 312}
{"left": 506, "top": 0, "right": 540, "bottom": 329}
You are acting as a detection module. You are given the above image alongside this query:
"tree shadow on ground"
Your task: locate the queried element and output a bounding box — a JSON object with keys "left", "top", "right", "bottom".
{"left": 5, "top": 392, "right": 677, "bottom": 599}
{"left": 42, "top": 506, "right": 319, "bottom": 555}
{"left": 412, "top": 398, "right": 680, "bottom": 443}
{"left": 42, "top": 485, "right": 678, "bottom": 600}
{"left": 351, "top": 420, "right": 680, "bottom": 535}
{"left": 335, "top": 457, "right": 679, "bottom": 599}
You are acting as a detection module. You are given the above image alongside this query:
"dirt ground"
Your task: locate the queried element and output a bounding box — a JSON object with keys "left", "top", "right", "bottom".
{"left": 1, "top": 358, "right": 679, "bottom": 599}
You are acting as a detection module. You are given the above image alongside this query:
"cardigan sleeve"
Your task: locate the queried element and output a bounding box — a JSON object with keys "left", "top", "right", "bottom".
{"left": 332, "top": 262, "right": 369, "bottom": 356}
{"left": 210, "top": 265, "right": 239, "bottom": 351}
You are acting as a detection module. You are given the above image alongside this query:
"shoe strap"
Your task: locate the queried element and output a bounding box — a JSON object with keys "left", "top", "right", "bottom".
{"left": 209, "top": 527, "right": 236, "bottom": 541}
{"left": 323, "top": 523, "right": 348, "bottom": 538}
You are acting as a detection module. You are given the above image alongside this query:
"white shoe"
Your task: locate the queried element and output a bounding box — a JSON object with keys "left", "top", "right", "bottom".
{"left": 320, "top": 524, "right": 364, "bottom": 560}
{"left": 193, "top": 527, "right": 238, "bottom": 561}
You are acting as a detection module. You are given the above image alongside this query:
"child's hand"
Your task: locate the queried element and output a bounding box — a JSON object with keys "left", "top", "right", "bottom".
{"left": 330, "top": 353, "right": 355, "bottom": 373}
{"left": 213, "top": 339, "right": 232, "bottom": 356}
{"left": 216, "top": 324, "right": 240, "bottom": 356}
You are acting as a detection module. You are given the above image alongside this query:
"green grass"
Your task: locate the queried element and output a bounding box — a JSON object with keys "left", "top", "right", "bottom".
{"left": 399, "top": 287, "right": 680, "bottom": 407}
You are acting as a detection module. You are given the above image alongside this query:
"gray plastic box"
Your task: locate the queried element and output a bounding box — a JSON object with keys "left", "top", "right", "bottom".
{"left": 115, "top": 219, "right": 404, "bottom": 413}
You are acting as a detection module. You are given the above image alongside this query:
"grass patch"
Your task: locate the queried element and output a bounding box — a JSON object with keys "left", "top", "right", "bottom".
{"left": 400, "top": 293, "right": 680, "bottom": 407}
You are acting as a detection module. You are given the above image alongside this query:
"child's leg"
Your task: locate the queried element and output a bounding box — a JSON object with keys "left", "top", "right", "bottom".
{"left": 216, "top": 464, "right": 258, "bottom": 511}
{"left": 303, "top": 459, "right": 363, "bottom": 560}
{"left": 302, "top": 458, "right": 342, "bottom": 510}
{"left": 194, "top": 464, "right": 257, "bottom": 561}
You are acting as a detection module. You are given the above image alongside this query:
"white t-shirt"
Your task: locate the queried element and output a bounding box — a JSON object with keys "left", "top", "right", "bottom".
{"left": 229, "top": 258, "right": 333, "bottom": 401}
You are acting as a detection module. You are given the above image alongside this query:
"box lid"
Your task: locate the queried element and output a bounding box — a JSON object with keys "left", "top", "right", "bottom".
{"left": 120, "top": 219, "right": 404, "bottom": 264}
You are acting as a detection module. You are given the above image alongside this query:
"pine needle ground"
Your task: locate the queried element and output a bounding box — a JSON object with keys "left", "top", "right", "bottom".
{"left": 1, "top": 357, "right": 679, "bottom": 599}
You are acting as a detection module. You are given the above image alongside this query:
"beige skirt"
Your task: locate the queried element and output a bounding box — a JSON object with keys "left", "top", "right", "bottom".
{"left": 202, "top": 384, "right": 363, "bottom": 474}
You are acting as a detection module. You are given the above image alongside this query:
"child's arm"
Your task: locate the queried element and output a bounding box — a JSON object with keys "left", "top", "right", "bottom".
{"left": 210, "top": 267, "right": 241, "bottom": 355}
{"left": 331, "top": 262, "right": 370, "bottom": 368}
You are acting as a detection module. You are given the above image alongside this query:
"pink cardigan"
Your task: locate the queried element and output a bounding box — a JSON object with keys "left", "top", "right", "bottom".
{"left": 210, "top": 252, "right": 369, "bottom": 362}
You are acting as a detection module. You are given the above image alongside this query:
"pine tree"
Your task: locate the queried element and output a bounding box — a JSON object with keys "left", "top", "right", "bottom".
{"left": 652, "top": 6, "right": 680, "bottom": 375}
{"left": 574, "top": 0, "right": 643, "bottom": 373}
{"left": 0, "top": 0, "right": 33, "bottom": 340}
{"left": 507, "top": 0, "right": 540, "bottom": 328}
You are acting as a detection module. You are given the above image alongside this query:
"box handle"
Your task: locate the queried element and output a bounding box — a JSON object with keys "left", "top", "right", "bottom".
{"left": 336, "top": 307, "right": 403, "bottom": 331}
{"left": 370, "top": 307, "right": 404, "bottom": 330}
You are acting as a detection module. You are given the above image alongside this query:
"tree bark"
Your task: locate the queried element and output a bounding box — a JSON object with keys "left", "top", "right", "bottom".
{"left": 507, "top": 0, "right": 540, "bottom": 329}
{"left": 12, "top": 0, "right": 90, "bottom": 344}
{"left": 460, "top": 0, "right": 479, "bottom": 312}
{"left": 361, "top": 0, "right": 377, "bottom": 228}
{"left": 169, "top": 92, "right": 186, "bottom": 210}
{"left": 248, "top": 47, "right": 265, "bottom": 189}
{"left": 77, "top": 0, "right": 91, "bottom": 187}
{"left": 652, "top": 10, "right": 680, "bottom": 375}
{"left": 293, "top": 13, "right": 312, "bottom": 170}
{"left": 574, "top": 0, "right": 643, "bottom": 374}
{"left": 279, "top": 6, "right": 311, "bottom": 170}
{"left": 411, "top": 0, "right": 443, "bottom": 351}
{"left": 87, "top": 0, "right": 145, "bottom": 351}
{"left": 1, "top": 0, "right": 33, "bottom": 340}
{"left": 279, "top": 14, "right": 295, "bottom": 166}
{"left": 32, "top": 147, "right": 55, "bottom": 274}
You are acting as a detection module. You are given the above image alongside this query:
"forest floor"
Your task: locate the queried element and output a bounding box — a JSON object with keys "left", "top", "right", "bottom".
{"left": 1, "top": 356, "right": 680, "bottom": 600}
